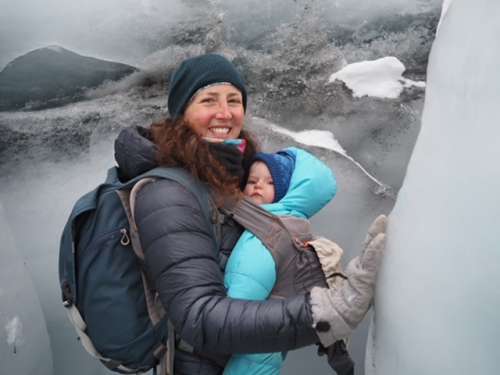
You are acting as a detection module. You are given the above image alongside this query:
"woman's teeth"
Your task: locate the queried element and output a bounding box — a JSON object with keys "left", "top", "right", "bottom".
{"left": 210, "top": 128, "right": 230, "bottom": 135}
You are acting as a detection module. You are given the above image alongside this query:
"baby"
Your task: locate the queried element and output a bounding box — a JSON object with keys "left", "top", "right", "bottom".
{"left": 223, "top": 147, "right": 337, "bottom": 375}
{"left": 243, "top": 152, "right": 294, "bottom": 206}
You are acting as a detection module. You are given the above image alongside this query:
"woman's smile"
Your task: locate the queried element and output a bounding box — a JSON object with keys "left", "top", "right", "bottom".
{"left": 208, "top": 126, "right": 231, "bottom": 138}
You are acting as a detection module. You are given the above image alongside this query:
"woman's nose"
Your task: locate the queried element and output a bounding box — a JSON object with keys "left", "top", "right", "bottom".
{"left": 215, "top": 101, "right": 232, "bottom": 119}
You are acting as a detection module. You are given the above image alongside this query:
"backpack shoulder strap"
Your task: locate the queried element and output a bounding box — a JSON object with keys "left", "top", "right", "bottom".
{"left": 108, "top": 165, "right": 223, "bottom": 332}
{"left": 126, "top": 168, "right": 222, "bottom": 375}
{"left": 122, "top": 167, "right": 219, "bottom": 246}
{"left": 116, "top": 177, "right": 155, "bottom": 261}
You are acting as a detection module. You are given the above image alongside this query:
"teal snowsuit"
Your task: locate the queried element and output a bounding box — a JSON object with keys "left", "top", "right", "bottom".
{"left": 223, "top": 147, "right": 337, "bottom": 375}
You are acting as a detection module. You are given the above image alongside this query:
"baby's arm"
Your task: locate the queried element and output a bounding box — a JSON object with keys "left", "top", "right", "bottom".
{"left": 224, "top": 231, "right": 276, "bottom": 300}
{"left": 224, "top": 231, "right": 283, "bottom": 375}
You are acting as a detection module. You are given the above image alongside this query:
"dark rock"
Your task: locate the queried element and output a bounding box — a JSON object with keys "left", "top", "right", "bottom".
{"left": 0, "top": 46, "right": 138, "bottom": 111}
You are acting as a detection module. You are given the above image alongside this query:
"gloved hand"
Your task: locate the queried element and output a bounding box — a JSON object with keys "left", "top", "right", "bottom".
{"left": 206, "top": 141, "right": 245, "bottom": 181}
{"left": 309, "top": 215, "right": 387, "bottom": 347}
{"left": 318, "top": 340, "right": 354, "bottom": 375}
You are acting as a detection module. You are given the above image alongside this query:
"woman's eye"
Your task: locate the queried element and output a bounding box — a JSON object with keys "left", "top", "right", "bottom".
{"left": 201, "top": 97, "right": 215, "bottom": 103}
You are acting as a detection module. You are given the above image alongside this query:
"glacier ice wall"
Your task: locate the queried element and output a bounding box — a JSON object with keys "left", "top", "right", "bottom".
{"left": 0, "top": 140, "right": 120, "bottom": 375}
{"left": 0, "top": 203, "right": 53, "bottom": 375}
{"left": 366, "top": 0, "right": 500, "bottom": 374}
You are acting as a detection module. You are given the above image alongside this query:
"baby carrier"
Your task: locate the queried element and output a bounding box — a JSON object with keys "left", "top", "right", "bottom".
{"left": 224, "top": 197, "right": 346, "bottom": 296}
{"left": 59, "top": 168, "right": 351, "bottom": 375}
{"left": 224, "top": 197, "right": 354, "bottom": 375}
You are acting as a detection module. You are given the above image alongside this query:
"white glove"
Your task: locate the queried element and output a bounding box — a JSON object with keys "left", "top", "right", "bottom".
{"left": 309, "top": 215, "right": 387, "bottom": 347}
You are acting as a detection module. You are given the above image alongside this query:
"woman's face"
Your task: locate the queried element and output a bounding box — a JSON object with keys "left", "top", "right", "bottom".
{"left": 183, "top": 84, "right": 245, "bottom": 140}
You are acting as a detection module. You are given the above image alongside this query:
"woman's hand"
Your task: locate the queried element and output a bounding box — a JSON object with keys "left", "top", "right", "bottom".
{"left": 309, "top": 215, "right": 387, "bottom": 347}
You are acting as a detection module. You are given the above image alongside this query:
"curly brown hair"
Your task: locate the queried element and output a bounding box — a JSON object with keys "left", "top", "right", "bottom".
{"left": 151, "top": 118, "right": 259, "bottom": 202}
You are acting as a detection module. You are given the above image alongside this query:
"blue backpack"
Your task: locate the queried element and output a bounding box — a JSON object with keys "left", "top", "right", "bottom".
{"left": 58, "top": 166, "right": 217, "bottom": 374}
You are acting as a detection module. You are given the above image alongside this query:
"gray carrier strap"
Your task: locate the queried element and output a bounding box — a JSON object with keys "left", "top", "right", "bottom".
{"left": 224, "top": 198, "right": 308, "bottom": 246}
{"left": 223, "top": 197, "right": 288, "bottom": 240}
{"left": 224, "top": 197, "right": 313, "bottom": 264}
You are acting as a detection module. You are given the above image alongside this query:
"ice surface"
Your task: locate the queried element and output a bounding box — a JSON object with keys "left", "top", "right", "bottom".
{"left": 0, "top": 138, "right": 120, "bottom": 375}
{"left": 366, "top": 1, "right": 500, "bottom": 374}
{"left": 437, "top": 0, "right": 453, "bottom": 33}
{"left": 329, "top": 57, "right": 425, "bottom": 99}
{"left": 0, "top": 203, "right": 53, "bottom": 375}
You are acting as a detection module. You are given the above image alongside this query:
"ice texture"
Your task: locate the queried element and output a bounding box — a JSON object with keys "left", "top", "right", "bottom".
{"left": 0, "top": 143, "right": 121, "bottom": 375}
{"left": 5, "top": 316, "right": 23, "bottom": 348}
{"left": 366, "top": 1, "right": 500, "bottom": 374}
{"left": 437, "top": 0, "right": 453, "bottom": 33}
{"left": 0, "top": 203, "right": 53, "bottom": 375}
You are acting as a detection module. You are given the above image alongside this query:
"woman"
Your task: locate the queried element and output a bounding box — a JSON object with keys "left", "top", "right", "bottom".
{"left": 114, "top": 53, "right": 386, "bottom": 374}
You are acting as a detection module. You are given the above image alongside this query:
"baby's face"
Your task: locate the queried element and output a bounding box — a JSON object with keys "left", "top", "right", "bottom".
{"left": 243, "top": 161, "right": 275, "bottom": 205}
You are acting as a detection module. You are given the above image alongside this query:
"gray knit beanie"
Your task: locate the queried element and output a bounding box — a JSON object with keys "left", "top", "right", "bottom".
{"left": 168, "top": 53, "right": 247, "bottom": 118}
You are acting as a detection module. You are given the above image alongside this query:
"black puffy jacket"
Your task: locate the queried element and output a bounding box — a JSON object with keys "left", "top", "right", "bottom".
{"left": 114, "top": 126, "right": 318, "bottom": 374}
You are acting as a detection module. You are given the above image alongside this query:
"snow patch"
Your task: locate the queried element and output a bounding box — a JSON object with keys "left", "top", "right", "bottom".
{"left": 268, "top": 124, "right": 346, "bottom": 154}
{"left": 328, "top": 57, "right": 426, "bottom": 99}
{"left": 5, "top": 316, "right": 24, "bottom": 349}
